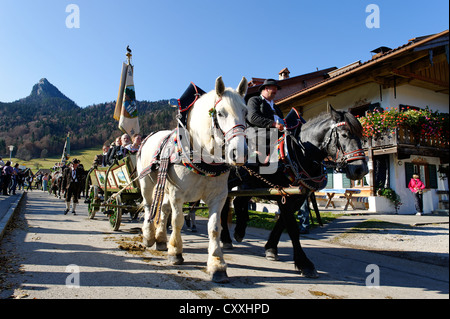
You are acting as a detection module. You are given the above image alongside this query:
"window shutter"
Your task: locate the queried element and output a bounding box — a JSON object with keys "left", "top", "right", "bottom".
{"left": 428, "top": 164, "right": 438, "bottom": 189}
{"left": 326, "top": 167, "right": 333, "bottom": 188}
{"left": 405, "top": 162, "right": 415, "bottom": 187}
{"left": 342, "top": 174, "right": 352, "bottom": 188}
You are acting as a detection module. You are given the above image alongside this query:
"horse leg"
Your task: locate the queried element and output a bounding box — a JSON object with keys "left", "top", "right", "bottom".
{"left": 154, "top": 199, "right": 171, "bottom": 251}
{"left": 167, "top": 200, "right": 184, "bottom": 265}
{"left": 233, "top": 196, "right": 250, "bottom": 242}
{"left": 142, "top": 203, "right": 156, "bottom": 248}
{"left": 264, "top": 217, "right": 285, "bottom": 261}
{"left": 220, "top": 197, "right": 233, "bottom": 249}
{"left": 285, "top": 210, "right": 318, "bottom": 278}
{"left": 273, "top": 200, "right": 318, "bottom": 278}
{"left": 206, "top": 197, "right": 229, "bottom": 283}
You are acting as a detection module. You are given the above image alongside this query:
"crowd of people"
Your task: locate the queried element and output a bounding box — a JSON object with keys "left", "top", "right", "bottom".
{"left": 1, "top": 132, "right": 143, "bottom": 195}
{"left": 0, "top": 156, "right": 51, "bottom": 196}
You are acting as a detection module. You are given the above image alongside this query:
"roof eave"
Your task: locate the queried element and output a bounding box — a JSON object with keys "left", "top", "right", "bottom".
{"left": 277, "top": 29, "right": 449, "bottom": 106}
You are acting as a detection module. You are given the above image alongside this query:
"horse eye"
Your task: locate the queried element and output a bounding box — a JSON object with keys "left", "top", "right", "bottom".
{"left": 218, "top": 111, "right": 225, "bottom": 117}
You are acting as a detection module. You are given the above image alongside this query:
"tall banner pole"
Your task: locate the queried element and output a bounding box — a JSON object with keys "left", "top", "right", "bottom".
{"left": 115, "top": 46, "right": 140, "bottom": 136}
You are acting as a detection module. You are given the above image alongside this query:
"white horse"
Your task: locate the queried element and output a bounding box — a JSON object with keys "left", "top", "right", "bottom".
{"left": 137, "top": 76, "right": 248, "bottom": 283}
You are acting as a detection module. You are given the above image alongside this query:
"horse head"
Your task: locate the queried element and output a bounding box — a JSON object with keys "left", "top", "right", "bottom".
{"left": 187, "top": 76, "right": 248, "bottom": 166}
{"left": 300, "top": 104, "right": 368, "bottom": 181}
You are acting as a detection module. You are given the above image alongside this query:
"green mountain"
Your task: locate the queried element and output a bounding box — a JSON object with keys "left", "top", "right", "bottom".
{"left": 0, "top": 78, "right": 176, "bottom": 161}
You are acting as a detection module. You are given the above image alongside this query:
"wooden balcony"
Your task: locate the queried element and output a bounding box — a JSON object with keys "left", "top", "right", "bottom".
{"left": 362, "top": 126, "right": 449, "bottom": 161}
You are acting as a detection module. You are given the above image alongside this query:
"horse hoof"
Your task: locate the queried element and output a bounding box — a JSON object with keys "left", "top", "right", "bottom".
{"left": 233, "top": 232, "right": 244, "bottom": 242}
{"left": 143, "top": 238, "right": 155, "bottom": 248}
{"left": 168, "top": 254, "right": 184, "bottom": 265}
{"left": 156, "top": 242, "right": 168, "bottom": 251}
{"left": 222, "top": 242, "right": 233, "bottom": 250}
{"left": 265, "top": 248, "right": 279, "bottom": 261}
{"left": 300, "top": 268, "right": 319, "bottom": 278}
{"left": 211, "top": 270, "right": 229, "bottom": 283}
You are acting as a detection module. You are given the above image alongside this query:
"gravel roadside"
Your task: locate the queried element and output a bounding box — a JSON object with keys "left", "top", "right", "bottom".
{"left": 311, "top": 214, "right": 449, "bottom": 267}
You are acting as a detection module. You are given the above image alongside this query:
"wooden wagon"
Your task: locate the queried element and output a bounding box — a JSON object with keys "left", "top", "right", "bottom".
{"left": 84, "top": 154, "right": 143, "bottom": 231}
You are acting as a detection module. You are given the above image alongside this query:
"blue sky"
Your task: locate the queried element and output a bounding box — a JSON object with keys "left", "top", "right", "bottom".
{"left": 0, "top": 0, "right": 448, "bottom": 107}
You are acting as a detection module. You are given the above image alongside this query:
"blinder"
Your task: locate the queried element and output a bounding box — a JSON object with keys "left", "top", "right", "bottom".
{"left": 284, "top": 107, "right": 306, "bottom": 136}
{"left": 322, "top": 121, "right": 367, "bottom": 171}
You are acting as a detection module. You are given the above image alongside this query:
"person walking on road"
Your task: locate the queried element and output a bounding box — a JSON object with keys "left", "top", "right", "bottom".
{"left": 62, "top": 159, "right": 84, "bottom": 215}
{"left": 26, "top": 175, "right": 34, "bottom": 191}
{"left": 42, "top": 173, "right": 49, "bottom": 192}
{"left": 2, "top": 161, "right": 13, "bottom": 196}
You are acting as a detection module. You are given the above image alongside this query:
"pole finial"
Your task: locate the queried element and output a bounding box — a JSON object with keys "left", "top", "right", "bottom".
{"left": 126, "top": 45, "right": 132, "bottom": 65}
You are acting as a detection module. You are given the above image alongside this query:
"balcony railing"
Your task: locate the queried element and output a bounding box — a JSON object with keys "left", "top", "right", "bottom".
{"left": 362, "top": 126, "right": 449, "bottom": 149}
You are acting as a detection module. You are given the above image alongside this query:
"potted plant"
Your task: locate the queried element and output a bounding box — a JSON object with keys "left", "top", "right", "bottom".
{"left": 376, "top": 187, "right": 402, "bottom": 213}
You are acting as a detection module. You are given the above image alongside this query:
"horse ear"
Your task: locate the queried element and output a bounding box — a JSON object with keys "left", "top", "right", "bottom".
{"left": 327, "top": 102, "right": 334, "bottom": 113}
{"left": 237, "top": 77, "right": 248, "bottom": 97}
{"left": 327, "top": 103, "right": 341, "bottom": 121}
{"left": 215, "top": 76, "right": 225, "bottom": 97}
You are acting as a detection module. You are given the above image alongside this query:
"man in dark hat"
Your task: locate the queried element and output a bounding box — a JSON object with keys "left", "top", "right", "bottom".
{"left": 246, "top": 79, "right": 285, "bottom": 166}
{"left": 62, "top": 158, "right": 83, "bottom": 215}
{"left": 247, "top": 78, "right": 284, "bottom": 131}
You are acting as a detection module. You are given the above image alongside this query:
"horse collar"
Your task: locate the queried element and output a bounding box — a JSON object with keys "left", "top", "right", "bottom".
{"left": 278, "top": 134, "right": 327, "bottom": 191}
{"left": 174, "top": 127, "right": 230, "bottom": 177}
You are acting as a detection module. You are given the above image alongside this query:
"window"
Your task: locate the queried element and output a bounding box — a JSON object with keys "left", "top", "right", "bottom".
{"left": 349, "top": 102, "right": 381, "bottom": 118}
{"left": 344, "top": 173, "right": 369, "bottom": 188}
{"left": 325, "top": 167, "right": 333, "bottom": 188}
{"left": 399, "top": 104, "right": 421, "bottom": 112}
{"left": 405, "top": 162, "right": 438, "bottom": 189}
{"left": 352, "top": 175, "right": 369, "bottom": 188}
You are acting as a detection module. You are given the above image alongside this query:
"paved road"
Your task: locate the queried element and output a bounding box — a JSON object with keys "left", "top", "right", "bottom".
{"left": 0, "top": 190, "right": 448, "bottom": 300}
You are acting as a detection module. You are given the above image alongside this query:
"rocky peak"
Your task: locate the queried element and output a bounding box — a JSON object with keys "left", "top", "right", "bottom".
{"left": 30, "top": 78, "right": 68, "bottom": 99}
{"left": 19, "top": 78, "right": 77, "bottom": 107}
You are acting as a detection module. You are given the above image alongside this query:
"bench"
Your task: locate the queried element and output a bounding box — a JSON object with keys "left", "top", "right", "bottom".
{"left": 316, "top": 188, "right": 361, "bottom": 210}
{"left": 437, "top": 190, "right": 449, "bottom": 210}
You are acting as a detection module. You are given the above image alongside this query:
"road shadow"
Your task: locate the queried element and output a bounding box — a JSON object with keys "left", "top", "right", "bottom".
{"left": 0, "top": 192, "right": 448, "bottom": 298}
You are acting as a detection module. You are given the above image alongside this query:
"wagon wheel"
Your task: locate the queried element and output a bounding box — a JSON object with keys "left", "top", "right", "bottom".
{"left": 109, "top": 195, "right": 123, "bottom": 231}
{"left": 87, "top": 186, "right": 99, "bottom": 219}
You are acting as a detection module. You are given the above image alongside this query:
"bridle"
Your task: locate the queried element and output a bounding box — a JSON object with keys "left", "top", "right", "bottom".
{"left": 321, "top": 121, "right": 366, "bottom": 171}
{"left": 210, "top": 97, "right": 247, "bottom": 146}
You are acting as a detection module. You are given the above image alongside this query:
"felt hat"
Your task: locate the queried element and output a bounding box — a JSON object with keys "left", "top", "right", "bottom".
{"left": 259, "top": 78, "right": 281, "bottom": 92}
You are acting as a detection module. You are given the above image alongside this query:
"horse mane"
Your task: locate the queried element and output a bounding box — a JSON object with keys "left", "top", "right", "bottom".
{"left": 303, "top": 109, "right": 363, "bottom": 138}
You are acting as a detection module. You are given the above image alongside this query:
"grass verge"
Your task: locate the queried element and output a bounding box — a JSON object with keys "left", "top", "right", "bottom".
{"left": 189, "top": 205, "right": 341, "bottom": 230}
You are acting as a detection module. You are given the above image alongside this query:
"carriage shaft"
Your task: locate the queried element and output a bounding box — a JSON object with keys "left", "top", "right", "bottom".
{"left": 95, "top": 203, "right": 138, "bottom": 210}
{"left": 228, "top": 187, "right": 303, "bottom": 197}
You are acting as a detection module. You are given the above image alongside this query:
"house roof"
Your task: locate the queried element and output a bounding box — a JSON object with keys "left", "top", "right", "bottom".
{"left": 277, "top": 29, "right": 449, "bottom": 108}
{"left": 247, "top": 67, "right": 338, "bottom": 96}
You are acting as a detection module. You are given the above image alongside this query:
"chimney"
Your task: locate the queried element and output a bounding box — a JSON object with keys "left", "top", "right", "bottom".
{"left": 370, "top": 46, "right": 392, "bottom": 59}
{"left": 279, "top": 67, "right": 290, "bottom": 80}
